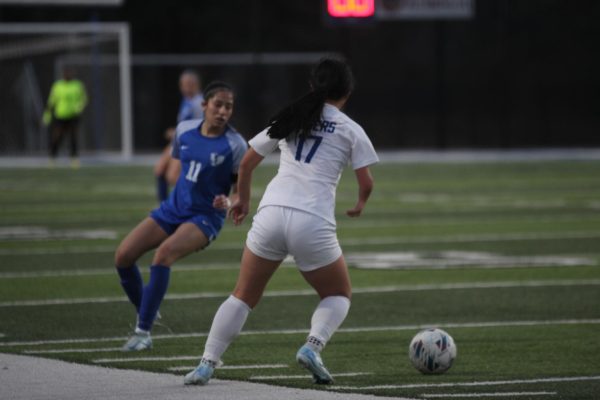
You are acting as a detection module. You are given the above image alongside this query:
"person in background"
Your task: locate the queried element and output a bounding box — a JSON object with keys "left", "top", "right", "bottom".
{"left": 43, "top": 66, "right": 87, "bottom": 169}
{"left": 154, "top": 69, "right": 204, "bottom": 202}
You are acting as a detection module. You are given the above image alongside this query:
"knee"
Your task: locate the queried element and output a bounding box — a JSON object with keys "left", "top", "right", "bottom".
{"left": 114, "top": 245, "right": 136, "bottom": 268}
{"left": 232, "top": 288, "right": 260, "bottom": 309}
{"left": 153, "top": 243, "right": 175, "bottom": 266}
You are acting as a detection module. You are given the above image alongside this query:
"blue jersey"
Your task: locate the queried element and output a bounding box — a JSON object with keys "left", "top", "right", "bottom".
{"left": 168, "top": 119, "right": 247, "bottom": 216}
{"left": 177, "top": 94, "right": 204, "bottom": 123}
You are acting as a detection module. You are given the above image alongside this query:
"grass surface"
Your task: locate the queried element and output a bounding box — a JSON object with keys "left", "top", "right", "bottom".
{"left": 1, "top": 161, "right": 600, "bottom": 399}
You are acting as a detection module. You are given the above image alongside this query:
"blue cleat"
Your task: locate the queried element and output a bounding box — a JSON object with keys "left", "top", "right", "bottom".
{"left": 296, "top": 345, "right": 334, "bottom": 384}
{"left": 121, "top": 329, "right": 152, "bottom": 352}
{"left": 183, "top": 359, "right": 216, "bottom": 385}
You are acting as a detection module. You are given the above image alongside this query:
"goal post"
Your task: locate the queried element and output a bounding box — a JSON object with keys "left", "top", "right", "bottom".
{"left": 0, "top": 22, "right": 133, "bottom": 160}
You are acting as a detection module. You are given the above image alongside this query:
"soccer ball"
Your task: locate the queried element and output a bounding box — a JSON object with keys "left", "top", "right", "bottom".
{"left": 408, "top": 328, "right": 457, "bottom": 374}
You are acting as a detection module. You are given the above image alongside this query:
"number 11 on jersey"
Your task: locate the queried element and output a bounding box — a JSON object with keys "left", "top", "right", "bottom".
{"left": 186, "top": 161, "right": 202, "bottom": 182}
{"left": 295, "top": 135, "right": 323, "bottom": 164}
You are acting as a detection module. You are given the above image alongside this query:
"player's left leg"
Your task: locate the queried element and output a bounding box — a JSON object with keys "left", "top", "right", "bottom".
{"left": 68, "top": 119, "right": 79, "bottom": 168}
{"left": 297, "top": 256, "right": 352, "bottom": 384}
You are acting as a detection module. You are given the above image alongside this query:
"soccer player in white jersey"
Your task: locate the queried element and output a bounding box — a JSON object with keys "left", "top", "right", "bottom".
{"left": 115, "top": 81, "right": 247, "bottom": 351}
{"left": 184, "top": 58, "right": 378, "bottom": 385}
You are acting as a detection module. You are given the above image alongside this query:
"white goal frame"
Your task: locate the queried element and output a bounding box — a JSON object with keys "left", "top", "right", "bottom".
{"left": 0, "top": 22, "right": 133, "bottom": 160}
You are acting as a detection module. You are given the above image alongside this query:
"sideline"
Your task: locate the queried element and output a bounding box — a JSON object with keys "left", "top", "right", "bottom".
{"left": 0, "top": 353, "right": 408, "bottom": 400}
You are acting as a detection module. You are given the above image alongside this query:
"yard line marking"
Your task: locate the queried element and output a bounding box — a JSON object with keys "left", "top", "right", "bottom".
{"left": 329, "top": 375, "right": 600, "bottom": 390}
{"left": 3, "top": 231, "right": 600, "bottom": 257}
{"left": 347, "top": 251, "right": 594, "bottom": 270}
{"left": 168, "top": 364, "right": 288, "bottom": 372}
{"left": 250, "top": 372, "right": 371, "bottom": 380}
{"left": 6, "top": 318, "right": 600, "bottom": 348}
{"left": 421, "top": 392, "right": 556, "bottom": 398}
{"left": 340, "top": 231, "right": 600, "bottom": 246}
{"left": 24, "top": 347, "right": 122, "bottom": 354}
{"left": 93, "top": 355, "right": 200, "bottom": 363}
{"left": 0, "top": 333, "right": 5, "bottom": 338}
{"left": 0, "top": 227, "right": 117, "bottom": 241}
{"left": 0, "top": 263, "right": 245, "bottom": 279}
{"left": 2, "top": 279, "right": 599, "bottom": 307}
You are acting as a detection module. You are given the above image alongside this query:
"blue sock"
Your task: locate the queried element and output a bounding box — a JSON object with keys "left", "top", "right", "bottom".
{"left": 117, "top": 265, "right": 143, "bottom": 311}
{"left": 157, "top": 176, "right": 168, "bottom": 202}
{"left": 138, "top": 265, "right": 170, "bottom": 331}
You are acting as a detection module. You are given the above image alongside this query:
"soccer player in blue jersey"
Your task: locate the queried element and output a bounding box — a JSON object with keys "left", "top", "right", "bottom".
{"left": 115, "top": 81, "right": 247, "bottom": 351}
{"left": 154, "top": 70, "right": 204, "bottom": 202}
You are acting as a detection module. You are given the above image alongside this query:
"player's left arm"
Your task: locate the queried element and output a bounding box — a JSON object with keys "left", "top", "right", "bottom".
{"left": 346, "top": 166, "right": 374, "bottom": 217}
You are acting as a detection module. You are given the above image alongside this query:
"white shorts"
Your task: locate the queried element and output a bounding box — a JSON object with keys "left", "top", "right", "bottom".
{"left": 246, "top": 205, "right": 342, "bottom": 272}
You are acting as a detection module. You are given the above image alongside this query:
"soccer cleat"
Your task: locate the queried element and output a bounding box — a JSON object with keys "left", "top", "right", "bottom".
{"left": 183, "top": 358, "right": 216, "bottom": 385}
{"left": 296, "top": 345, "right": 334, "bottom": 384}
{"left": 121, "top": 329, "right": 152, "bottom": 352}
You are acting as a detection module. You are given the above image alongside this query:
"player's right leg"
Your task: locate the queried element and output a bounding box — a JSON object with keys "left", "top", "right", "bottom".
{"left": 184, "top": 247, "right": 282, "bottom": 385}
{"left": 115, "top": 217, "right": 168, "bottom": 351}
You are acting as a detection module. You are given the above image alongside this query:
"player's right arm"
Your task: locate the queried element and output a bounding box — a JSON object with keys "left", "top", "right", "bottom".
{"left": 42, "top": 83, "right": 58, "bottom": 126}
{"left": 229, "top": 148, "right": 263, "bottom": 225}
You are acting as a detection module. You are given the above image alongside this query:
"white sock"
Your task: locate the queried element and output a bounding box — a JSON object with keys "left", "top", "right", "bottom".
{"left": 202, "top": 295, "right": 251, "bottom": 362}
{"left": 307, "top": 295, "right": 351, "bottom": 351}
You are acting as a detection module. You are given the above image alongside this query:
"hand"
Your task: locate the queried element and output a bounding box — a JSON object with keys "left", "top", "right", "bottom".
{"left": 346, "top": 202, "right": 365, "bottom": 218}
{"left": 213, "top": 194, "right": 231, "bottom": 211}
{"left": 228, "top": 199, "right": 249, "bottom": 226}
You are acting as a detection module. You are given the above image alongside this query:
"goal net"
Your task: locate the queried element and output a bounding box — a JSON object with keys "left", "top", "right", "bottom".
{"left": 0, "top": 23, "right": 132, "bottom": 159}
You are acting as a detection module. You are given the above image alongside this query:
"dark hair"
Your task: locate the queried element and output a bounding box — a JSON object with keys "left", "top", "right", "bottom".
{"left": 180, "top": 69, "right": 201, "bottom": 83}
{"left": 267, "top": 58, "right": 354, "bottom": 140}
{"left": 203, "top": 81, "right": 234, "bottom": 101}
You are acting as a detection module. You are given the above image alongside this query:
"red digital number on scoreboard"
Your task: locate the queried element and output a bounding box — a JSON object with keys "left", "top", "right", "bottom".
{"left": 327, "top": 0, "right": 375, "bottom": 18}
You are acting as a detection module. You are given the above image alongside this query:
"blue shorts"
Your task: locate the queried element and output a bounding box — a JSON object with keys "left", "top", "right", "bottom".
{"left": 150, "top": 202, "right": 225, "bottom": 244}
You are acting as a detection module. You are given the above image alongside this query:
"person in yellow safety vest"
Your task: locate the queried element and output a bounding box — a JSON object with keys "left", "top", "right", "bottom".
{"left": 43, "top": 67, "right": 88, "bottom": 168}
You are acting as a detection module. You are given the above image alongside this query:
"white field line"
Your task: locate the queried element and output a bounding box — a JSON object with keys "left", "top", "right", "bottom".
{"left": 421, "top": 392, "right": 556, "bottom": 398}
{"left": 168, "top": 364, "right": 288, "bottom": 372}
{"left": 93, "top": 355, "right": 200, "bottom": 363}
{"left": 0, "top": 263, "right": 245, "bottom": 279}
{"left": 250, "top": 372, "right": 371, "bottom": 380}
{"left": 329, "top": 375, "right": 600, "bottom": 390}
{"left": 2, "top": 279, "right": 599, "bottom": 307}
{"left": 339, "top": 231, "right": 600, "bottom": 246}
{"left": 0, "top": 333, "right": 5, "bottom": 338}
{"left": 2, "top": 231, "right": 600, "bottom": 258}
{"left": 25, "top": 347, "right": 123, "bottom": 354}
{"left": 9, "top": 318, "right": 600, "bottom": 348}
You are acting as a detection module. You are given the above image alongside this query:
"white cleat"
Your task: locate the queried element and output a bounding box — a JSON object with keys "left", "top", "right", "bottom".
{"left": 121, "top": 329, "right": 152, "bottom": 352}
{"left": 183, "top": 359, "right": 216, "bottom": 386}
{"left": 296, "top": 345, "right": 334, "bottom": 384}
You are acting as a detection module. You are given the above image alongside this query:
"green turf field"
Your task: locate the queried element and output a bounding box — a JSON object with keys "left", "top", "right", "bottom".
{"left": 1, "top": 161, "right": 600, "bottom": 399}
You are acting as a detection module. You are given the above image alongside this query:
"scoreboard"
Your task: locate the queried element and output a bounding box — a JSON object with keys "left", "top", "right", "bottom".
{"left": 327, "top": 0, "right": 375, "bottom": 18}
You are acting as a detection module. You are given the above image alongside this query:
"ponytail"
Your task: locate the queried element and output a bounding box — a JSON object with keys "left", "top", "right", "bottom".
{"left": 267, "top": 58, "right": 354, "bottom": 140}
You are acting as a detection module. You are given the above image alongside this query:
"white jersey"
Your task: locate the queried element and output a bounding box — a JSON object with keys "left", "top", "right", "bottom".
{"left": 249, "top": 103, "right": 379, "bottom": 225}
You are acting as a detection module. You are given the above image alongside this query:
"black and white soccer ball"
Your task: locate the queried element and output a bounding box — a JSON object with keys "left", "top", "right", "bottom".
{"left": 409, "top": 328, "right": 457, "bottom": 374}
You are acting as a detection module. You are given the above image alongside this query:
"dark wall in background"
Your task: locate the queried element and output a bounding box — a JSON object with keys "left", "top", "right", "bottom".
{"left": 2, "top": 0, "right": 599, "bottom": 150}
